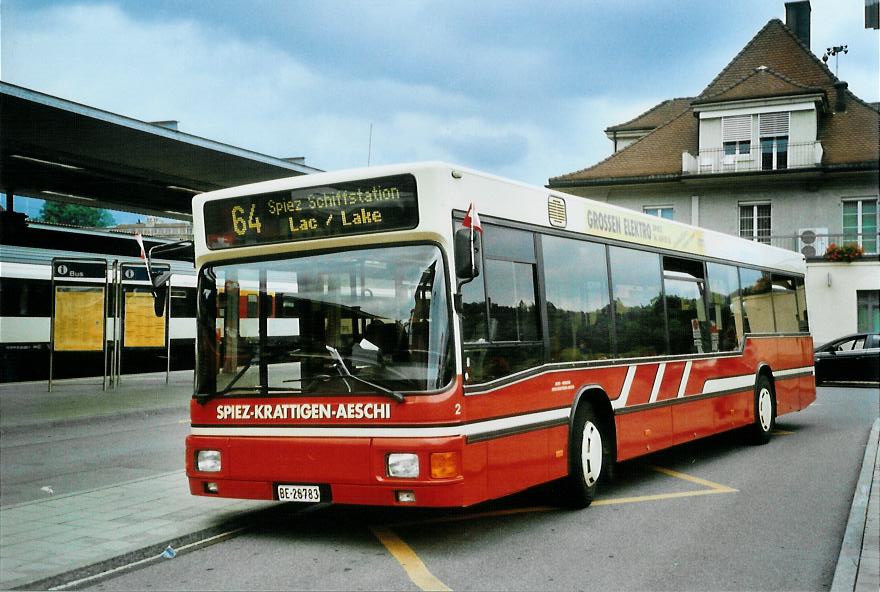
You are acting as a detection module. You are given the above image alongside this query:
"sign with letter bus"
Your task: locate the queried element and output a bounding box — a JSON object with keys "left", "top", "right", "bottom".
{"left": 52, "top": 259, "right": 108, "bottom": 353}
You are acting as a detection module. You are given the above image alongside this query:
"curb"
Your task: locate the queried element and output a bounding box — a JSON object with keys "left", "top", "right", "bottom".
{"left": 830, "top": 417, "right": 880, "bottom": 592}
{"left": 11, "top": 509, "right": 273, "bottom": 591}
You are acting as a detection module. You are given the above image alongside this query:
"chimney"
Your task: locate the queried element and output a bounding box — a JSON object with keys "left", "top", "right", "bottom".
{"left": 834, "top": 81, "right": 848, "bottom": 112}
{"left": 785, "top": 1, "right": 811, "bottom": 48}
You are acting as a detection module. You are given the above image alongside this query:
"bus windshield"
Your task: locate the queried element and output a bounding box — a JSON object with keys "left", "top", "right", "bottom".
{"left": 197, "top": 244, "right": 453, "bottom": 397}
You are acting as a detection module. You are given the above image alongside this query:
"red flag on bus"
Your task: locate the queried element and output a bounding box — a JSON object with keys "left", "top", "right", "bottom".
{"left": 463, "top": 203, "right": 482, "bottom": 233}
{"left": 134, "top": 233, "right": 146, "bottom": 260}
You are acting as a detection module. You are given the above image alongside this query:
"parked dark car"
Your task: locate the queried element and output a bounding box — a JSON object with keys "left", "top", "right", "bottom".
{"left": 814, "top": 333, "right": 880, "bottom": 385}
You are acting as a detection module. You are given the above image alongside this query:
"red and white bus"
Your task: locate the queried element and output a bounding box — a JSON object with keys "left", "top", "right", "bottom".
{"left": 183, "top": 162, "right": 814, "bottom": 508}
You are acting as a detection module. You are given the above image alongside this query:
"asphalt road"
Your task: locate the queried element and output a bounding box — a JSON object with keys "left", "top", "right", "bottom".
{"left": 78, "top": 385, "right": 877, "bottom": 592}
{"left": 0, "top": 410, "right": 189, "bottom": 506}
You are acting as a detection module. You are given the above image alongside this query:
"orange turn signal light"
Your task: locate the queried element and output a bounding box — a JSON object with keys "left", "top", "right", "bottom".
{"left": 430, "top": 452, "right": 460, "bottom": 479}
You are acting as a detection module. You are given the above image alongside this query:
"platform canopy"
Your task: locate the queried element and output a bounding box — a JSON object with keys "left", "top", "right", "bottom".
{"left": 0, "top": 82, "right": 321, "bottom": 220}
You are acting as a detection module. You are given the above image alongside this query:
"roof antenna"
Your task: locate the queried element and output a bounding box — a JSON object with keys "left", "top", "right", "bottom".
{"left": 821, "top": 45, "right": 848, "bottom": 77}
{"left": 367, "top": 123, "right": 373, "bottom": 166}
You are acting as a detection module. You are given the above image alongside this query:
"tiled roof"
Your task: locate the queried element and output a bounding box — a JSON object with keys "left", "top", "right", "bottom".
{"left": 699, "top": 20, "right": 827, "bottom": 98}
{"left": 693, "top": 67, "right": 823, "bottom": 104}
{"left": 606, "top": 98, "right": 694, "bottom": 132}
{"left": 552, "top": 105, "right": 696, "bottom": 183}
{"left": 550, "top": 18, "right": 879, "bottom": 185}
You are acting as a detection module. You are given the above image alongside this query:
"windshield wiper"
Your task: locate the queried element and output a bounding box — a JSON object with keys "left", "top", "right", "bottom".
{"left": 195, "top": 353, "right": 260, "bottom": 403}
{"left": 196, "top": 348, "right": 405, "bottom": 403}
{"left": 325, "top": 345, "right": 405, "bottom": 403}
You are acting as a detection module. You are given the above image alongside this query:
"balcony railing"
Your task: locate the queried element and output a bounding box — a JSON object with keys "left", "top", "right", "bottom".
{"left": 744, "top": 231, "right": 879, "bottom": 257}
{"left": 683, "top": 141, "right": 823, "bottom": 175}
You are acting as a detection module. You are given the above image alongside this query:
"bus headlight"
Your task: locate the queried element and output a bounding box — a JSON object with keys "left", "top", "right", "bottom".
{"left": 387, "top": 453, "right": 419, "bottom": 478}
{"left": 197, "top": 450, "right": 222, "bottom": 472}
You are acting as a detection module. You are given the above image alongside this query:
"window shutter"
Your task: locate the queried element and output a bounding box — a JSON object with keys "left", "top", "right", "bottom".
{"left": 722, "top": 116, "right": 751, "bottom": 142}
{"left": 759, "top": 112, "right": 789, "bottom": 137}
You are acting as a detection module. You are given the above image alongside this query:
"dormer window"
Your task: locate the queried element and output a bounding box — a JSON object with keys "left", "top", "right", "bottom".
{"left": 724, "top": 140, "right": 751, "bottom": 155}
{"left": 719, "top": 115, "right": 754, "bottom": 168}
{"left": 759, "top": 112, "right": 790, "bottom": 170}
{"left": 722, "top": 115, "right": 751, "bottom": 145}
{"left": 684, "top": 92, "right": 824, "bottom": 176}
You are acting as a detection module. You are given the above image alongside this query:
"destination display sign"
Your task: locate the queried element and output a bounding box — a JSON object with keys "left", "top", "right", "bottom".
{"left": 203, "top": 174, "right": 418, "bottom": 250}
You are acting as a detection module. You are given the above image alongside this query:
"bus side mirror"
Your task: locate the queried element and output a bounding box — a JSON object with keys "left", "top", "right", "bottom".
{"left": 454, "top": 228, "right": 481, "bottom": 283}
{"left": 145, "top": 240, "right": 192, "bottom": 317}
{"left": 151, "top": 270, "right": 173, "bottom": 317}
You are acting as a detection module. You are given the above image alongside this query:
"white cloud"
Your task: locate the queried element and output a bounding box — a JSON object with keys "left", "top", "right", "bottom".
{"left": 3, "top": 2, "right": 634, "bottom": 185}
{"left": 5, "top": 0, "right": 872, "bottom": 192}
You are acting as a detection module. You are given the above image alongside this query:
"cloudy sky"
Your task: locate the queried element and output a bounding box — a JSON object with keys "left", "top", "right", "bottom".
{"left": 2, "top": 0, "right": 878, "bottom": 192}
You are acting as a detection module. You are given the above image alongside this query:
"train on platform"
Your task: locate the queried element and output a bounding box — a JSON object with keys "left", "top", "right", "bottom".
{"left": 0, "top": 215, "right": 197, "bottom": 382}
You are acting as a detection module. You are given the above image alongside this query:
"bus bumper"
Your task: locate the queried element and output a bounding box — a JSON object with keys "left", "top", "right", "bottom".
{"left": 185, "top": 434, "right": 481, "bottom": 507}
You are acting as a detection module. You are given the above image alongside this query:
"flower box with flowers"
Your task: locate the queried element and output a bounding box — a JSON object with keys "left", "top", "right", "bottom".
{"left": 824, "top": 242, "right": 864, "bottom": 262}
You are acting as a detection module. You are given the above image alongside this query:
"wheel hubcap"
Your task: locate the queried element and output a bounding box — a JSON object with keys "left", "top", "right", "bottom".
{"left": 758, "top": 387, "right": 772, "bottom": 431}
{"left": 581, "top": 421, "right": 603, "bottom": 487}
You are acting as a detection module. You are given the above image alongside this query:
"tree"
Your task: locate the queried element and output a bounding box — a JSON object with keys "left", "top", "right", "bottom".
{"left": 38, "top": 201, "right": 115, "bottom": 227}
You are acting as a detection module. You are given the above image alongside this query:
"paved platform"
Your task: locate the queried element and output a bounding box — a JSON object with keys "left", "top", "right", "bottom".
{"left": 0, "top": 371, "right": 271, "bottom": 590}
{"left": 0, "top": 472, "right": 270, "bottom": 589}
{"left": 0, "top": 371, "right": 194, "bottom": 434}
{"left": 0, "top": 375, "right": 878, "bottom": 590}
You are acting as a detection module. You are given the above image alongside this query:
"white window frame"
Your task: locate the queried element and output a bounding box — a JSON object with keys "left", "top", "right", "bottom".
{"left": 842, "top": 197, "right": 879, "bottom": 252}
{"left": 739, "top": 202, "right": 772, "bottom": 244}
{"left": 758, "top": 112, "right": 790, "bottom": 171}
{"left": 644, "top": 206, "right": 674, "bottom": 220}
{"left": 857, "top": 290, "right": 880, "bottom": 333}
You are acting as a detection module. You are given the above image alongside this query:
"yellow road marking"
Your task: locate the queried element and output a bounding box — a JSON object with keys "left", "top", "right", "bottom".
{"left": 370, "top": 526, "right": 451, "bottom": 591}
{"left": 593, "top": 488, "right": 729, "bottom": 505}
{"left": 383, "top": 466, "right": 736, "bottom": 530}
{"left": 592, "top": 466, "right": 736, "bottom": 505}
{"left": 370, "top": 466, "right": 736, "bottom": 590}
{"left": 649, "top": 466, "right": 737, "bottom": 492}
{"left": 772, "top": 429, "right": 795, "bottom": 435}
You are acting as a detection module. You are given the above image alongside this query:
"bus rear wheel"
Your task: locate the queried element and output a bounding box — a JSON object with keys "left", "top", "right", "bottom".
{"left": 560, "top": 404, "right": 608, "bottom": 509}
{"left": 749, "top": 374, "right": 775, "bottom": 445}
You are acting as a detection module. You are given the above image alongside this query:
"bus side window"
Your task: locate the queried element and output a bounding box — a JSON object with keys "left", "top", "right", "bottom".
{"left": 663, "top": 256, "right": 709, "bottom": 355}
{"left": 794, "top": 276, "right": 809, "bottom": 332}
{"left": 543, "top": 235, "right": 612, "bottom": 361}
{"left": 459, "top": 260, "right": 488, "bottom": 342}
{"left": 485, "top": 259, "right": 539, "bottom": 342}
{"left": 738, "top": 268, "right": 775, "bottom": 335}
{"left": 771, "top": 274, "right": 800, "bottom": 333}
{"left": 706, "top": 262, "right": 741, "bottom": 351}
{"left": 461, "top": 223, "right": 542, "bottom": 384}
{"left": 609, "top": 246, "right": 666, "bottom": 358}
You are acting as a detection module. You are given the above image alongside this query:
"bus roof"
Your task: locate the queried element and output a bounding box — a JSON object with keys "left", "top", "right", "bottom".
{"left": 192, "top": 162, "right": 806, "bottom": 275}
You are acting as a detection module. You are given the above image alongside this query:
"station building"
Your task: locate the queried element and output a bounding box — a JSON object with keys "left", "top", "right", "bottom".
{"left": 0, "top": 82, "right": 320, "bottom": 381}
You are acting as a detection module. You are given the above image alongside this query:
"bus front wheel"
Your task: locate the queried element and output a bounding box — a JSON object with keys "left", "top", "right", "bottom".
{"left": 561, "top": 404, "right": 608, "bottom": 509}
